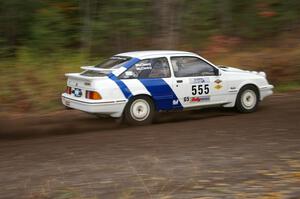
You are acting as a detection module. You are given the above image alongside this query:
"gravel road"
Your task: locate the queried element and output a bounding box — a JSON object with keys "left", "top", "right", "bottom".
{"left": 0, "top": 92, "right": 300, "bottom": 199}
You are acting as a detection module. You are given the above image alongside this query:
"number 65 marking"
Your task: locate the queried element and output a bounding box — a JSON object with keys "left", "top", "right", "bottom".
{"left": 192, "top": 84, "right": 209, "bottom": 95}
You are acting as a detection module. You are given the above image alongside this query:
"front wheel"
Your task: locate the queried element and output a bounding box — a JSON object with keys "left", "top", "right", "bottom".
{"left": 235, "top": 86, "right": 259, "bottom": 113}
{"left": 124, "top": 96, "right": 155, "bottom": 125}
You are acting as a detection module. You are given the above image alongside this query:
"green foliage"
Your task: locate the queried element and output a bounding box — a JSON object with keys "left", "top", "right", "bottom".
{"left": 0, "top": 0, "right": 37, "bottom": 56}
{"left": 275, "top": 81, "right": 300, "bottom": 92}
{"left": 181, "top": 0, "right": 219, "bottom": 47}
{"left": 1, "top": 0, "right": 300, "bottom": 57}
{"left": 86, "top": 0, "right": 152, "bottom": 54}
{"left": 29, "top": 8, "right": 70, "bottom": 54}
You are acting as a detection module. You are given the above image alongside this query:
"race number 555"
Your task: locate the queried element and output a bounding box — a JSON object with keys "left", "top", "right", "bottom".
{"left": 192, "top": 84, "right": 209, "bottom": 95}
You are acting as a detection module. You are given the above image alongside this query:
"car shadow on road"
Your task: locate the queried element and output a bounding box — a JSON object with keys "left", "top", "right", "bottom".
{"left": 0, "top": 108, "right": 240, "bottom": 140}
{"left": 155, "top": 107, "right": 238, "bottom": 124}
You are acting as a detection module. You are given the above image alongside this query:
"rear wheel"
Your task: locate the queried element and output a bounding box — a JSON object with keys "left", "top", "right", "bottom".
{"left": 235, "top": 85, "right": 259, "bottom": 113}
{"left": 124, "top": 96, "right": 155, "bottom": 125}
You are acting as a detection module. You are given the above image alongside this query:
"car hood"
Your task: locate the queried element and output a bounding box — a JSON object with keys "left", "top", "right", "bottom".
{"left": 219, "top": 65, "right": 266, "bottom": 77}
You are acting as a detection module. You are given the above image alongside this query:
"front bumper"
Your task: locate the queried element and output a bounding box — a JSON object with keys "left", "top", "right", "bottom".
{"left": 259, "top": 84, "right": 274, "bottom": 100}
{"left": 61, "top": 93, "right": 127, "bottom": 117}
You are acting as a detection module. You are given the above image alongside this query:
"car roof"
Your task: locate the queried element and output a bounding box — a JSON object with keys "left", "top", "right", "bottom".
{"left": 116, "top": 50, "right": 198, "bottom": 59}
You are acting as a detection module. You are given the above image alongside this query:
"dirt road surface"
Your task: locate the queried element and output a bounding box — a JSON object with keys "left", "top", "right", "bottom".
{"left": 1, "top": 92, "right": 300, "bottom": 199}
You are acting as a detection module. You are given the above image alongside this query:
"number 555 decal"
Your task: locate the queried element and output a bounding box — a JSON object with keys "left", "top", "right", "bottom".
{"left": 192, "top": 84, "right": 209, "bottom": 95}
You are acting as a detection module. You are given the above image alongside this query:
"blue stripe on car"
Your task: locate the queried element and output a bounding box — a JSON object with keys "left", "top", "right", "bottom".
{"left": 107, "top": 58, "right": 140, "bottom": 99}
{"left": 139, "top": 78, "right": 183, "bottom": 111}
{"left": 123, "top": 57, "right": 140, "bottom": 69}
{"left": 108, "top": 74, "right": 132, "bottom": 99}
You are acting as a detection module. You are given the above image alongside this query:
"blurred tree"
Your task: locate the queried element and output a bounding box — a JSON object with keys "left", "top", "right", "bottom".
{"left": 79, "top": 0, "right": 152, "bottom": 56}
{"left": 152, "top": 0, "right": 183, "bottom": 49}
{"left": 217, "top": 0, "right": 232, "bottom": 34}
{"left": 0, "top": 0, "right": 37, "bottom": 57}
{"left": 181, "top": 0, "right": 219, "bottom": 47}
{"left": 28, "top": 1, "right": 79, "bottom": 55}
{"left": 0, "top": 0, "right": 300, "bottom": 58}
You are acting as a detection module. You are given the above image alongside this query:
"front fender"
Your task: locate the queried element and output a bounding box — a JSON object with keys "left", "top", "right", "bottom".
{"left": 236, "top": 80, "right": 260, "bottom": 94}
{"left": 224, "top": 80, "right": 261, "bottom": 108}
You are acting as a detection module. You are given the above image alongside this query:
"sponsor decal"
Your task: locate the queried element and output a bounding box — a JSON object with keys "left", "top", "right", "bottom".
{"left": 136, "top": 66, "right": 152, "bottom": 71}
{"left": 172, "top": 99, "right": 179, "bottom": 105}
{"left": 199, "top": 96, "right": 210, "bottom": 101}
{"left": 214, "top": 79, "right": 223, "bottom": 90}
{"left": 214, "top": 84, "right": 223, "bottom": 90}
{"left": 214, "top": 79, "right": 222, "bottom": 84}
{"left": 135, "top": 63, "right": 151, "bottom": 67}
{"left": 229, "top": 86, "right": 238, "bottom": 93}
{"left": 184, "top": 96, "right": 210, "bottom": 103}
{"left": 191, "top": 97, "right": 201, "bottom": 102}
{"left": 189, "top": 77, "right": 210, "bottom": 84}
{"left": 135, "top": 63, "right": 152, "bottom": 71}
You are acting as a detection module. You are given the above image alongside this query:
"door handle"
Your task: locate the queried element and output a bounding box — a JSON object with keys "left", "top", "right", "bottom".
{"left": 176, "top": 80, "right": 183, "bottom": 83}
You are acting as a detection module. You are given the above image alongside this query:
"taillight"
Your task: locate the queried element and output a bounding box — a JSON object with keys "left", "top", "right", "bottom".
{"left": 66, "top": 86, "right": 72, "bottom": 94}
{"left": 86, "top": 90, "right": 102, "bottom": 100}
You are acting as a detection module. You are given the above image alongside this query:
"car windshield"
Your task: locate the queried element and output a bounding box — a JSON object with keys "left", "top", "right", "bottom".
{"left": 95, "top": 56, "right": 131, "bottom": 69}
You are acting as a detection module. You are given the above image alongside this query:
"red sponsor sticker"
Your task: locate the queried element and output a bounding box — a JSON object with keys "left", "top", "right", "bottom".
{"left": 191, "top": 97, "right": 201, "bottom": 102}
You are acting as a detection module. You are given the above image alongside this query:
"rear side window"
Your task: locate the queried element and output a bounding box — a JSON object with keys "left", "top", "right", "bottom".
{"left": 119, "top": 57, "right": 171, "bottom": 79}
{"left": 171, "top": 56, "right": 217, "bottom": 77}
{"left": 95, "top": 56, "right": 131, "bottom": 69}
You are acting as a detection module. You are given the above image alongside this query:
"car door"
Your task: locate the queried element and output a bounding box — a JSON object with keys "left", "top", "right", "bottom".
{"left": 119, "top": 57, "right": 183, "bottom": 111}
{"left": 170, "top": 56, "right": 228, "bottom": 108}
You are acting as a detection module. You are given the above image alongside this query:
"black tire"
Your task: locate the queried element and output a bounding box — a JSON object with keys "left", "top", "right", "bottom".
{"left": 124, "top": 96, "right": 155, "bottom": 126}
{"left": 235, "top": 85, "right": 259, "bottom": 113}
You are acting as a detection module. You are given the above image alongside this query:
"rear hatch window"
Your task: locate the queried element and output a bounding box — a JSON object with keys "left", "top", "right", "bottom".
{"left": 81, "top": 56, "right": 131, "bottom": 77}
{"left": 95, "top": 56, "right": 131, "bottom": 69}
{"left": 81, "top": 70, "right": 107, "bottom": 77}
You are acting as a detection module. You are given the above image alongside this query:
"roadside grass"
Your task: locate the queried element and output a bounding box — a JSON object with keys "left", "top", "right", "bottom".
{"left": 274, "top": 81, "right": 300, "bottom": 92}
{"left": 0, "top": 52, "right": 101, "bottom": 113}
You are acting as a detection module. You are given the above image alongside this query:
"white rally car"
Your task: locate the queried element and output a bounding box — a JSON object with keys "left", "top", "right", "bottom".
{"left": 62, "top": 50, "right": 273, "bottom": 125}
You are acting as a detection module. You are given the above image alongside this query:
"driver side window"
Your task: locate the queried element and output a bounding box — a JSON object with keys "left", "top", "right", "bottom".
{"left": 171, "top": 56, "right": 217, "bottom": 77}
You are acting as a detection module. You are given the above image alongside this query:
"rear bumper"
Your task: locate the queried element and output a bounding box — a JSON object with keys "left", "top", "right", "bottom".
{"left": 259, "top": 85, "right": 274, "bottom": 100}
{"left": 61, "top": 93, "right": 127, "bottom": 117}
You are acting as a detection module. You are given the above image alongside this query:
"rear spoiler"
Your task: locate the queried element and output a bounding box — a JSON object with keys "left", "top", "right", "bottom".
{"left": 80, "top": 66, "right": 117, "bottom": 72}
{"left": 64, "top": 66, "right": 118, "bottom": 80}
{"left": 65, "top": 73, "right": 102, "bottom": 80}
